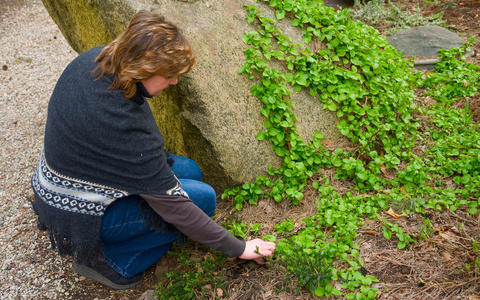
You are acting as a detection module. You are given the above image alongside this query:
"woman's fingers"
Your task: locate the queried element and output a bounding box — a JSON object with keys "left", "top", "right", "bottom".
{"left": 239, "top": 239, "right": 276, "bottom": 264}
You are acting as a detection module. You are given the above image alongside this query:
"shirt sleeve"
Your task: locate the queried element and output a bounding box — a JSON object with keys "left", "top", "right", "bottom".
{"left": 139, "top": 193, "right": 246, "bottom": 258}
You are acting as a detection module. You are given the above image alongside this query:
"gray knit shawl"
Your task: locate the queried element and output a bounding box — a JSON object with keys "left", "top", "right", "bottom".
{"left": 31, "top": 46, "right": 182, "bottom": 264}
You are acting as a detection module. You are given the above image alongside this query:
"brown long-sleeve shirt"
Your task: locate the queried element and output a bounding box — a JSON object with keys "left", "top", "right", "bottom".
{"left": 140, "top": 193, "right": 246, "bottom": 257}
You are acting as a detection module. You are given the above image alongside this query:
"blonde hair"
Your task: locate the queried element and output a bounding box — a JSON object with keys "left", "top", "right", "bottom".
{"left": 93, "top": 10, "right": 196, "bottom": 99}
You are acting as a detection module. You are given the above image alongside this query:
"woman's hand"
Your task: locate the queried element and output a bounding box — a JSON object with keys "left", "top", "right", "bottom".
{"left": 239, "top": 239, "right": 276, "bottom": 265}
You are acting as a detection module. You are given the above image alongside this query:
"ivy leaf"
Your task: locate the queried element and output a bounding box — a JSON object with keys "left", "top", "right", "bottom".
{"left": 296, "top": 73, "right": 309, "bottom": 86}
{"left": 257, "top": 131, "right": 265, "bottom": 141}
{"left": 325, "top": 101, "right": 337, "bottom": 111}
{"left": 331, "top": 288, "right": 342, "bottom": 296}
{"left": 303, "top": 35, "right": 312, "bottom": 44}
{"left": 331, "top": 156, "right": 342, "bottom": 167}
{"left": 314, "top": 131, "right": 324, "bottom": 140}
{"left": 351, "top": 56, "right": 363, "bottom": 66}
{"left": 276, "top": 10, "right": 286, "bottom": 20}
{"left": 382, "top": 227, "right": 392, "bottom": 240}
{"left": 262, "top": 235, "right": 277, "bottom": 242}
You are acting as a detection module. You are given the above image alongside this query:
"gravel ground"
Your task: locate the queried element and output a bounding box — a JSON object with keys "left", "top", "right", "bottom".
{"left": 0, "top": 1, "right": 83, "bottom": 299}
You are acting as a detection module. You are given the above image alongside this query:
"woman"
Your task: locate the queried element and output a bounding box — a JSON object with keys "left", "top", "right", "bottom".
{"left": 30, "top": 10, "right": 275, "bottom": 290}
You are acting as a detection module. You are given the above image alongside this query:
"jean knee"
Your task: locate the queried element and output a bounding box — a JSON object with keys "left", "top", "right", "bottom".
{"left": 204, "top": 188, "right": 217, "bottom": 217}
{"left": 169, "top": 155, "right": 203, "bottom": 181}
{"left": 194, "top": 182, "right": 216, "bottom": 217}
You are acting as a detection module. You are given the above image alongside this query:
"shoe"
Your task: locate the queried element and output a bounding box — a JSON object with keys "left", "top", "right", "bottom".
{"left": 73, "top": 260, "right": 144, "bottom": 290}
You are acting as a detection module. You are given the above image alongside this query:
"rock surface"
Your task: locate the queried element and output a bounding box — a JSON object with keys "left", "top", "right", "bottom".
{"left": 387, "top": 25, "right": 466, "bottom": 70}
{"left": 40, "top": 0, "right": 344, "bottom": 190}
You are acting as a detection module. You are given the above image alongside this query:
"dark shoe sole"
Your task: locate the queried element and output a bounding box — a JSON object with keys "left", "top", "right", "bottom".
{"left": 73, "top": 262, "right": 143, "bottom": 290}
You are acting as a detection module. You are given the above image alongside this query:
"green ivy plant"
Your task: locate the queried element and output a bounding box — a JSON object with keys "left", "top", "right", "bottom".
{"left": 224, "top": 0, "right": 419, "bottom": 208}
{"left": 419, "top": 45, "right": 480, "bottom": 107}
{"left": 217, "top": 0, "right": 480, "bottom": 298}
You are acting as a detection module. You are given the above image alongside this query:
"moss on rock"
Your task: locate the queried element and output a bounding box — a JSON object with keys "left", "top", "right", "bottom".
{"left": 41, "top": 0, "right": 134, "bottom": 53}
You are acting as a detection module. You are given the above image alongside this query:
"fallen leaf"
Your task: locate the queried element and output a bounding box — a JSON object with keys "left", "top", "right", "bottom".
{"left": 434, "top": 226, "right": 449, "bottom": 232}
{"left": 204, "top": 252, "right": 215, "bottom": 260}
{"left": 446, "top": 260, "right": 457, "bottom": 268}
{"left": 399, "top": 186, "right": 409, "bottom": 196}
{"left": 202, "top": 284, "right": 213, "bottom": 291}
{"left": 380, "top": 164, "right": 387, "bottom": 175}
{"left": 438, "top": 231, "right": 459, "bottom": 244}
{"left": 386, "top": 208, "right": 407, "bottom": 218}
{"left": 442, "top": 251, "right": 452, "bottom": 261}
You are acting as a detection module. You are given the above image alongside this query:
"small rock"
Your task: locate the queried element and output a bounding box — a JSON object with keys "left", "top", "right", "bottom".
{"left": 139, "top": 289, "right": 157, "bottom": 300}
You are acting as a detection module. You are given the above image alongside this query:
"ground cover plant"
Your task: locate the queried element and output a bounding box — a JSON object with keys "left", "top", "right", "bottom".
{"left": 350, "top": 0, "right": 446, "bottom": 35}
{"left": 147, "top": 0, "right": 480, "bottom": 299}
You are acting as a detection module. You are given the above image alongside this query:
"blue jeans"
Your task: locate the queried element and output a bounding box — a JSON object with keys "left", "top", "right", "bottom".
{"left": 100, "top": 155, "right": 216, "bottom": 278}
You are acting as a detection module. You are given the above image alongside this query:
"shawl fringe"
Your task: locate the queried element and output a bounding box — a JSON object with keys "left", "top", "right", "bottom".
{"left": 30, "top": 198, "right": 104, "bottom": 266}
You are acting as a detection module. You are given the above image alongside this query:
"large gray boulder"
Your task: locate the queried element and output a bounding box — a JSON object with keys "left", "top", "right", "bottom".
{"left": 387, "top": 25, "right": 465, "bottom": 70}
{"left": 41, "top": 0, "right": 343, "bottom": 190}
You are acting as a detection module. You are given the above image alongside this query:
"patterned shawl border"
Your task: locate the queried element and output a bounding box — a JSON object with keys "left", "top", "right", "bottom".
{"left": 32, "top": 152, "right": 129, "bottom": 216}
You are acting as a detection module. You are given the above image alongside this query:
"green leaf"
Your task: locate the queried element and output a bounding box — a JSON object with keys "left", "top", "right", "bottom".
{"left": 276, "top": 10, "right": 286, "bottom": 20}
{"left": 291, "top": 18, "right": 301, "bottom": 27}
{"left": 314, "top": 287, "right": 325, "bottom": 296}
{"left": 326, "top": 101, "right": 338, "bottom": 111}
{"left": 314, "top": 131, "right": 324, "bottom": 140}
{"left": 262, "top": 235, "right": 277, "bottom": 242}
{"left": 332, "top": 288, "right": 342, "bottom": 296}
{"left": 296, "top": 73, "right": 309, "bottom": 86}
{"left": 382, "top": 227, "right": 392, "bottom": 240}
{"left": 257, "top": 131, "right": 265, "bottom": 140}
{"left": 345, "top": 293, "right": 355, "bottom": 299}
{"left": 357, "top": 172, "right": 368, "bottom": 181}
{"left": 351, "top": 56, "right": 363, "bottom": 66}
{"left": 332, "top": 156, "right": 342, "bottom": 167}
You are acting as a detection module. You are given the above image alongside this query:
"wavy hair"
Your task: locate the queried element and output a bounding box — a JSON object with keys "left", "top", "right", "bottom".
{"left": 93, "top": 10, "right": 196, "bottom": 99}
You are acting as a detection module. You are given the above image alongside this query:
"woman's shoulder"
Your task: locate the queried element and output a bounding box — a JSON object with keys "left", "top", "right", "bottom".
{"left": 56, "top": 45, "right": 109, "bottom": 88}
{"left": 68, "top": 45, "right": 106, "bottom": 68}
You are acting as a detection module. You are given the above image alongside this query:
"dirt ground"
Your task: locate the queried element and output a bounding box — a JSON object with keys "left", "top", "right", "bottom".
{"left": 59, "top": 1, "right": 480, "bottom": 299}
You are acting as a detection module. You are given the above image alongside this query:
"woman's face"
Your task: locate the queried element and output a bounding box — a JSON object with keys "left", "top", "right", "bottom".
{"left": 141, "top": 75, "right": 178, "bottom": 96}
